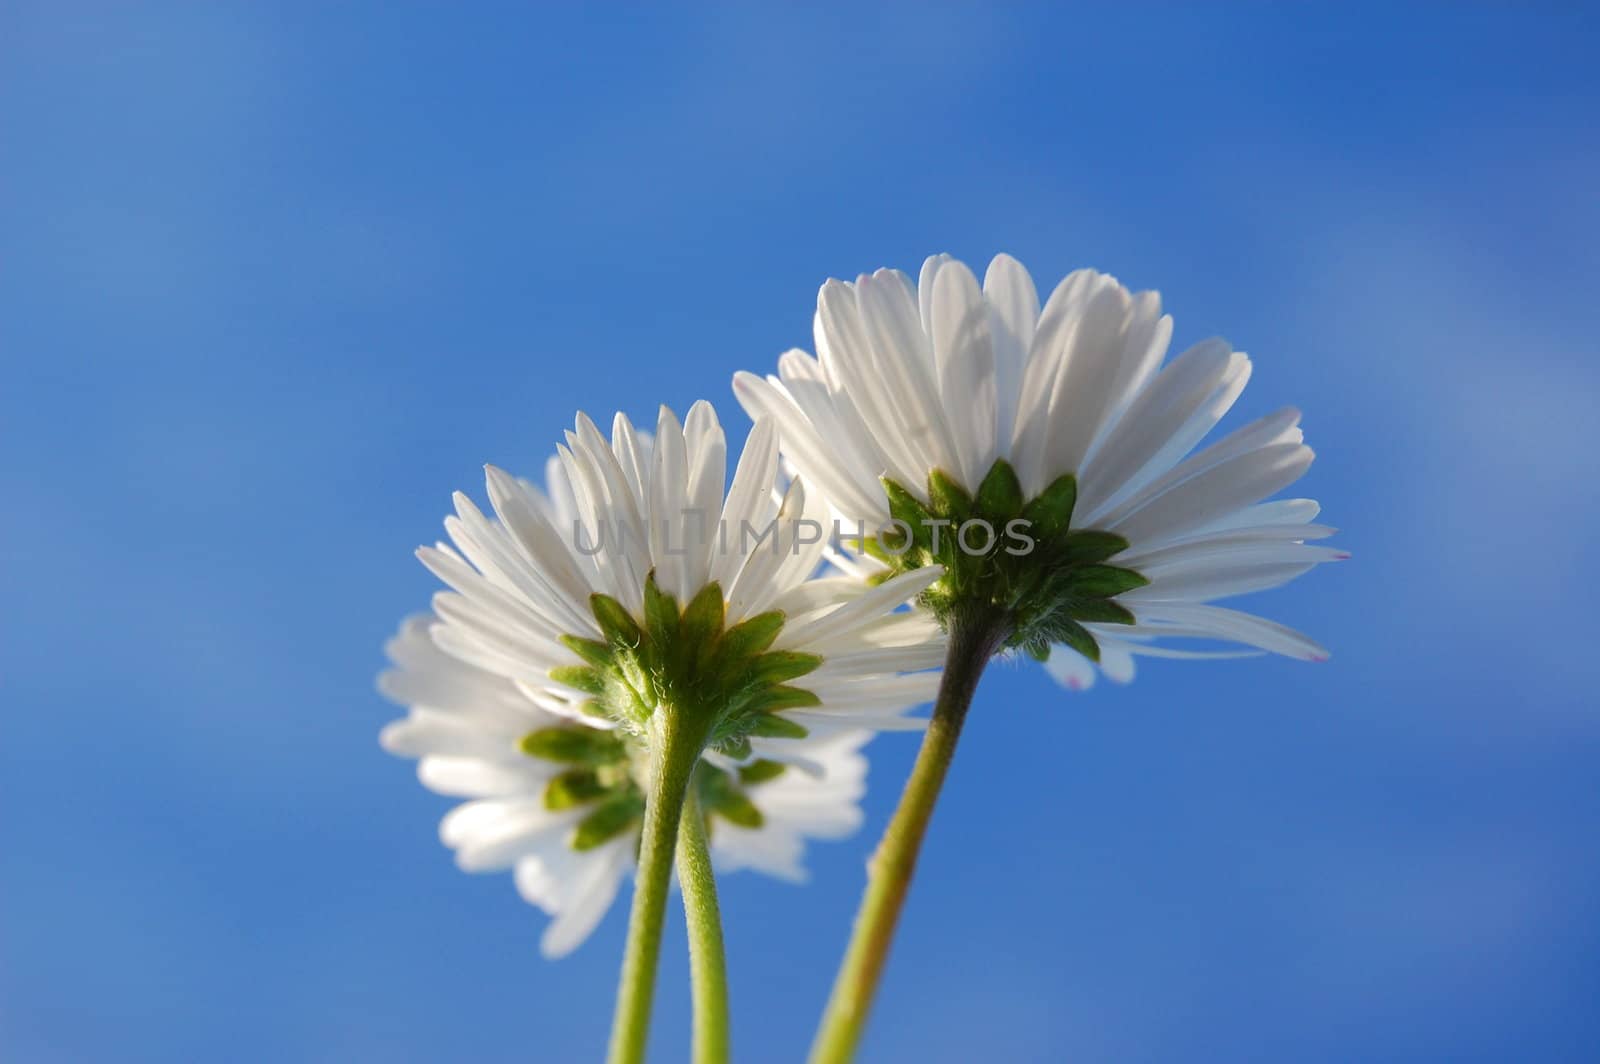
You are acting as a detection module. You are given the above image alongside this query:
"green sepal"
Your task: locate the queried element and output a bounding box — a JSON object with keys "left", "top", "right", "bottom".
{"left": 868, "top": 459, "right": 1147, "bottom": 661}
{"left": 883, "top": 477, "right": 929, "bottom": 528}
{"left": 1021, "top": 473, "right": 1078, "bottom": 542}
{"left": 556, "top": 558, "right": 828, "bottom": 748}
{"left": 748, "top": 650, "right": 823, "bottom": 686}
{"left": 737, "top": 759, "right": 787, "bottom": 785}
{"left": 1064, "top": 565, "right": 1149, "bottom": 598}
{"left": 1051, "top": 618, "right": 1101, "bottom": 662}
{"left": 680, "top": 581, "right": 726, "bottom": 650}
{"left": 747, "top": 712, "right": 810, "bottom": 739}
{"left": 543, "top": 769, "right": 608, "bottom": 810}
{"left": 1058, "top": 530, "right": 1131, "bottom": 566}
{"left": 590, "top": 592, "right": 642, "bottom": 647}
{"left": 559, "top": 634, "right": 614, "bottom": 670}
{"left": 974, "top": 459, "right": 1024, "bottom": 520}
{"left": 572, "top": 792, "right": 644, "bottom": 850}
{"left": 745, "top": 686, "right": 822, "bottom": 715}
{"left": 642, "top": 572, "right": 680, "bottom": 644}
{"left": 881, "top": 477, "right": 931, "bottom": 554}
{"left": 716, "top": 610, "right": 786, "bottom": 664}
{"left": 519, "top": 726, "right": 627, "bottom": 765}
{"left": 549, "top": 665, "right": 605, "bottom": 696}
{"left": 1068, "top": 598, "right": 1138, "bottom": 625}
{"left": 860, "top": 537, "right": 895, "bottom": 567}
{"left": 710, "top": 791, "right": 764, "bottom": 829}
{"left": 927, "top": 469, "right": 973, "bottom": 526}
{"left": 699, "top": 768, "right": 765, "bottom": 829}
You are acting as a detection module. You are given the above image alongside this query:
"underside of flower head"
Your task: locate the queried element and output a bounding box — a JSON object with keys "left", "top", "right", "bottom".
{"left": 548, "top": 571, "right": 830, "bottom": 763}
{"left": 417, "top": 403, "right": 944, "bottom": 737}
{"left": 861, "top": 459, "right": 1148, "bottom": 662}
{"left": 380, "top": 401, "right": 947, "bottom": 954}
{"left": 735, "top": 253, "right": 1344, "bottom": 680}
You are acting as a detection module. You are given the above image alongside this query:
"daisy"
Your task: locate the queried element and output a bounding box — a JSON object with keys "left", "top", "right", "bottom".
{"left": 379, "top": 614, "right": 873, "bottom": 958}
{"left": 735, "top": 253, "right": 1344, "bottom": 682}
{"left": 379, "top": 401, "right": 943, "bottom": 1064}
{"left": 733, "top": 254, "right": 1343, "bottom": 1063}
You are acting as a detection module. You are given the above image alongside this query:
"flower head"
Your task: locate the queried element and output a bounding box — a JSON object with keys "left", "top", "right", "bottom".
{"left": 379, "top": 402, "right": 944, "bottom": 952}
{"left": 734, "top": 254, "right": 1343, "bottom": 682}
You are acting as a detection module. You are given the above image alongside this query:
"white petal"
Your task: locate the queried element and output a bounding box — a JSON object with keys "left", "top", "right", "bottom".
{"left": 712, "top": 823, "right": 807, "bottom": 883}
{"left": 1098, "top": 643, "right": 1138, "bottom": 684}
{"left": 785, "top": 709, "right": 928, "bottom": 732}
{"left": 1117, "top": 522, "right": 1339, "bottom": 566}
{"left": 1190, "top": 498, "right": 1321, "bottom": 537}
{"left": 1093, "top": 398, "right": 1298, "bottom": 534}
{"left": 682, "top": 400, "right": 727, "bottom": 593}
{"left": 817, "top": 279, "right": 928, "bottom": 491}
{"left": 734, "top": 368, "right": 887, "bottom": 524}
{"left": 1075, "top": 341, "right": 1242, "bottom": 523}
{"left": 726, "top": 476, "right": 806, "bottom": 621}
{"left": 711, "top": 418, "right": 779, "bottom": 589}
{"left": 917, "top": 253, "right": 952, "bottom": 337}
{"left": 775, "top": 350, "right": 895, "bottom": 513}
{"left": 380, "top": 711, "right": 517, "bottom": 760}
{"left": 608, "top": 413, "right": 652, "bottom": 516}
{"left": 430, "top": 591, "right": 569, "bottom": 676}
{"left": 648, "top": 405, "right": 691, "bottom": 601}
{"left": 554, "top": 444, "right": 636, "bottom": 612}
{"left": 1126, "top": 560, "right": 1319, "bottom": 602}
{"left": 417, "top": 756, "right": 554, "bottom": 798}
{"left": 447, "top": 800, "right": 578, "bottom": 873}
{"left": 1010, "top": 269, "right": 1100, "bottom": 492}
{"left": 1043, "top": 646, "right": 1097, "bottom": 692}
{"left": 982, "top": 253, "right": 1039, "bottom": 455}
{"left": 1082, "top": 292, "right": 1172, "bottom": 465}
{"left": 930, "top": 258, "right": 998, "bottom": 488}
{"left": 775, "top": 567, "right": 944, "bottom": 649}
{"left": 481, "top": 468, "right": 600, "bottom": 634}
{"left": 1109, "top": 442, "right": 1314, "bottom": 548}
{"left": 570, "top": 414, "right": 651, "bottom": 597}
{"left": 1129, "top": 603, "right": 1329, "bottom": 660}
{"left": 445, "top": 492, "right": 592, "bottom": 639}
{"left": 1038, "top": 275, "right": 1135, "bottom": 481}
{"left": 854, "top": 271, "right": 961, "bottom": 483}
{"left": 1124, "top": 538, "right": 1346, "bottom": 576}
{"left": 536, "top": 835, "right": 633, "bottom": 958}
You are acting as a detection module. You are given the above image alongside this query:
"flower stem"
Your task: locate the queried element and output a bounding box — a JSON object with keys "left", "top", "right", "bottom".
{"left": 606, "top": 710, "right": 712, "bottom": 1064}
{"left": 676, "top": 779, "right": 731, "bottom": 1064}
{"left": 808, "top": 606, "right": 1009, "bottom": 1064}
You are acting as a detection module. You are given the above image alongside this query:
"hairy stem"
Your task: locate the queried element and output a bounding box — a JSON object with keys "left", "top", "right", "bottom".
{"left": 677, "top": 781, "right": 731, "bottom": 1064}
{"left": 606, "top": 710, "right": 712, "bottom": 1064}
{"left": 808, "top": 607, "right": 1008, "bottom": 1064}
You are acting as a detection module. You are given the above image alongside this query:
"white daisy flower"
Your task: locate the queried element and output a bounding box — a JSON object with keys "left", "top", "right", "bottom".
{"left": 378, "top": 401, "right": 943, "bottom": 955}
{"left": 734, "top": 253, "right": 1344, "bottom": 683}
{"left": 380, "top": 615, "right": 873, "bottom": 957}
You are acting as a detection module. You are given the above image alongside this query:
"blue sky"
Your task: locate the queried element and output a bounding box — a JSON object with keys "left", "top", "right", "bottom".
{"left": 3, "top": 4, "right": 1597, "bottom": 1062}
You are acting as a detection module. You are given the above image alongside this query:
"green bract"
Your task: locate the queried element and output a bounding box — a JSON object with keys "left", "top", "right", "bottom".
{"left": 512, "top": 572, "right": 821, "bottom": 850}
{"left": 518, "top": 727, "right": 792, "bottom": 848}
{"left": 864, "top": 459, "right": 1147, "bottom": 662}
{"left": 556, "top": 573, "right": 823, "bottom": 754}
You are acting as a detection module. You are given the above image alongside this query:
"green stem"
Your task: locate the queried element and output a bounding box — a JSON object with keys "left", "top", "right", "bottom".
{"left": 606, "top": 710, "right": 712, "bottom": 1064}
{"left": 676, "top": 781, "right": 731, "bottom": 1064}
{"left": 808, "top": 607, "right": 1009, "bottom": 1064}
